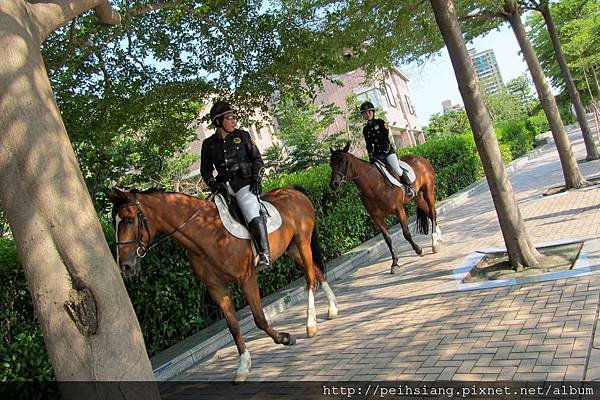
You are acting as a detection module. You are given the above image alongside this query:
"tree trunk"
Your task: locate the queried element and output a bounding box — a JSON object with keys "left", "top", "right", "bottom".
{"left": 592, "top": 66, "right": 600, "bottom": 98}
{"left": 0, "top": 1, "right": 158, "bottom": 398}
{"left": 429, "top": 0, "right": 542, "bottom": 271}
{"left": 539, "top": 5, "right": 599, "bottom": 160}
{"left": 504, "top": 1, "right": 586, "bottom": 189}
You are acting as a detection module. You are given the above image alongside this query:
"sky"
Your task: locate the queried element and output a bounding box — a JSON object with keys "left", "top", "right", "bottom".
{"left": 403, "top": 24, "right": 530, "bottom": 127}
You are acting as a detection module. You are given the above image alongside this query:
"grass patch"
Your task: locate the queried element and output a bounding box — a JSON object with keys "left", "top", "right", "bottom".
{"left": 465, "top": 242, "right": 583, "bottom": 282}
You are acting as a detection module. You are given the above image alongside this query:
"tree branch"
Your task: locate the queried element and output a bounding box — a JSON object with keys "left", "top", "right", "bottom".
{"left": 458, "top": 12, "right": 500, "bottom": 23}
{"left": 28, "top": 0, "right": 121, "bottom": 45}
{"left": 126, "top": 28, "right": 158, "bottom": 87}
{"left": 50, "top": 18, "right": 77, "bottom": 71}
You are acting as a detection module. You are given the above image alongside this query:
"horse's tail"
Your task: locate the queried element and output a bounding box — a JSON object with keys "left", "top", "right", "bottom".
{"left": 290, "top": 185, "right": 327, "bottom": 276}
{"left": 415, "top": 207, "right": 430, "bottom": 235}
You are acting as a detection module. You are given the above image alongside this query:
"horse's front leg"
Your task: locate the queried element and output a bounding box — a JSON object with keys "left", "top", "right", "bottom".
{"left": 371, "top": 214, "right": 400, "bottom": 274}
{"left": 204, "top": 282, "right": 251, "bottom": 383}
{"left": 396, "top": 206, "right": 424, "bottom": 258}
{"left": 241, "top": 273, "right": 297, "bottom": 346}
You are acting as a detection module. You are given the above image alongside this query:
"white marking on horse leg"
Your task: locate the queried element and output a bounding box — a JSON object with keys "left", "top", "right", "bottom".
{"left": 432, "top": 232, "right": 439, "bottom": 248}
{"left": 321, "top": 282, "right": 338, "bottom": 319}
{"left": 115, "top": 214, "right": 121, "bottom": 267}
{"left": 436, "top": 225, "right": 443, "bottom": 241}
{"left": 235, "top": 350, "right": 251, "bottom": 383}
{"left": 306, "top": 288, "right": 317, "bottom": 337}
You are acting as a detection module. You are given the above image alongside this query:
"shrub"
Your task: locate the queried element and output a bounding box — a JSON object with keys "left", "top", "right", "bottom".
{"left": 0, "top": 238, "right": 54, "bottom": 381}
{"left": 495, "top": 120, "right": 535, "bottom": 159}
{"left": 526, "top": 110, "right": 550, "bottom": 137}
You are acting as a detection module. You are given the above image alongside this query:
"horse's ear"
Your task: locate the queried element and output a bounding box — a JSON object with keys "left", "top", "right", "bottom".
{"left": 330, "top": 147, "right": 335, "bottom": 154}
{"left": 343, "top": 141, "right": 350, "bottom": 152}
{"left": 107, "top": 187, "right": 128, "bottom": 204}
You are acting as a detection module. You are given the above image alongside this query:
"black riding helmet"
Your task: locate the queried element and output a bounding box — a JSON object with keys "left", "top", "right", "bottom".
{"left": 209, "top": 101, "right": 236, "bottom": 127}
{"left": 359, "top": 101, "right": 375, "bottom": 113}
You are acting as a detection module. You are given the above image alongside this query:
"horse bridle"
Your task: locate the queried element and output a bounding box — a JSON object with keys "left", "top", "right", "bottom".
{"left": 115, "top": 198, "right": 152, "bottom": 258}
{"left": 115, "top": 195, "right": 203, "bottom": 259}
{"left": 333, "top": 156, "right": 374, "bottom": 185}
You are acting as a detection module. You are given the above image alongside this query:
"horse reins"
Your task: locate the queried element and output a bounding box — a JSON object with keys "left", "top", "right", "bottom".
{"left": 333, "top": 157, "right": 375, "bottom": 184}
{"left": 115, "top": 195, "right": 203, "bottom": 258}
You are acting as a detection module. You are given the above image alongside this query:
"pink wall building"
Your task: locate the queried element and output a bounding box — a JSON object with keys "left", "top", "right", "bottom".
{"left": 313, "top": 67, "right": 424, "bottom": 153}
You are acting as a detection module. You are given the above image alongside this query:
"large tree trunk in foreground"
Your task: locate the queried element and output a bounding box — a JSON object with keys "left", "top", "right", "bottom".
{"left": 0, "top": 1, "right": 158, "bottom": 398}
{"left": 430, "top": 0, "right": 542, "bottom": 271}
{"left": 539, "top": 4, "right": 599, "bottom": 161}
{"left": 504, "top": 1, "right": 585, "bottom": 189}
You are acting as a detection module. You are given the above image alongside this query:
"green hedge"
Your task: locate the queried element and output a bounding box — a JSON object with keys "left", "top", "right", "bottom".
{"left": 0, "top": 238, "right": 53, "bottom": 381}
{"left": 495, "top": 120, "right": 536, "bottom": 159}
{"left": 0, "top": 123, "right": 527, "bottom": 381}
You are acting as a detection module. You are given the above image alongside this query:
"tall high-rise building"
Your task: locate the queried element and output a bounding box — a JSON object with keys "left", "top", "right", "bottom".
{"left": 468, "top": 48, "right": 505, "bottom": 95}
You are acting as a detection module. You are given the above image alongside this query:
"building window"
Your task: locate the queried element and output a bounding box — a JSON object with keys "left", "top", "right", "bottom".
{"left": 384, "top": 83, "right": 396, "bottom": 108}
{"left": 357, "top": 88, "right": 385, "bottom": 108}
{"left": 404, "top": 95, "right": 416, "bottom": 115}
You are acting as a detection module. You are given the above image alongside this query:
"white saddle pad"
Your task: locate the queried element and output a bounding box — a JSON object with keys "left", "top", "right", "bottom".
{"left": 374, "top": 160, "right": 416, "bottom": 188}
{"left": 214, "top": 194, "right": 282, "bottom": 239}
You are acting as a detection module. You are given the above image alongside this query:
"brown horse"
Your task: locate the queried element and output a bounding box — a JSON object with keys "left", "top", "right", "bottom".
{"left": 108, "top": 186, "right": 338, "bottom": 382}
{"left": 329, "top": 142, "right": 442, "bottom": 274}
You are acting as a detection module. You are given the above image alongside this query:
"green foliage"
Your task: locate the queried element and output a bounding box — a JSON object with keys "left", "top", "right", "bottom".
{"left": 263, "top": 96, "right": 346, "bottom": 174}
{"left": 424, "top": 110, "right": 471, "bottom": 140}
{"left": 506, "top": 76, "right": 538, "bottom": 116}
{"left": 399, "top": 134, "right": 485, "bottom": 199}
{"left": 485, "top": 91, "right": 527, "bottom": 122}
{"left": 0, "top": 238, "right": 54, "bottom": 381}
{"left": 495, "top": 120, "right": 535, "bottom": 159}
{"left": 527, "top": 0, "right": 600, "bottom": 105}
{"left": 526, "top": 109, "right": 551, "bottom": 136}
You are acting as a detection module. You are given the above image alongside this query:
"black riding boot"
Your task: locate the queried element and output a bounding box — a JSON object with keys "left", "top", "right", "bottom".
{"left": 248, "top": 216, "right": 271, "bottom": 269}
{"left": 401, "top": 170, "right": 417, "bottom": 198}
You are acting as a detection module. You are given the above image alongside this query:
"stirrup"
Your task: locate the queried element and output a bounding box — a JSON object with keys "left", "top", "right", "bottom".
{"left": 257, "top": 253, "right": 271, "bottom": 268}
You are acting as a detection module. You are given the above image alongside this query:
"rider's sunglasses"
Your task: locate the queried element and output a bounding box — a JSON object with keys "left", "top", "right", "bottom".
{"left": 223, "top": 115, "right": 237, "bottom": 121}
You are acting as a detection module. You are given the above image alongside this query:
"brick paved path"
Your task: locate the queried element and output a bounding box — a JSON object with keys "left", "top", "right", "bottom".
{"left": 175, "top": 126, "right": 600, "bottom": 382}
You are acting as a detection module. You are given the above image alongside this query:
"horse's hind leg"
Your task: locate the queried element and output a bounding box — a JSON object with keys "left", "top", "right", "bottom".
{"left": 422, "top": 183, "right": 442, "bottom": 253}
{"left": 240, "top": 273, "right": 297, "bottom": 346}
{"left": 314, "top": 267, "right": 338, "bottom": 320}
{"left": 204, "top": 281, "right": 250, "bottom": 383}
{"left": 287, "top": 244, "right": 338, "bottom": 320}
{"left": 415, "top": 194, "right": 440, "bottom": 253}
{"left": 295, "top": 238, "right": 320, "bottom": 338}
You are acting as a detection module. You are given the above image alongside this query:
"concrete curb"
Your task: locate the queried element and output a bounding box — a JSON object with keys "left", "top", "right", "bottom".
{"left": 150, "top": 140, "right": 556, "bottom": 380}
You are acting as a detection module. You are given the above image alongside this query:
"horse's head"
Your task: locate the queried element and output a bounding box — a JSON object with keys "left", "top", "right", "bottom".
{"left": 107, "top": 188, "right": 157, "bottom": 278}
{"left": 329, "top": 141, "right": 351, "bottom": 192}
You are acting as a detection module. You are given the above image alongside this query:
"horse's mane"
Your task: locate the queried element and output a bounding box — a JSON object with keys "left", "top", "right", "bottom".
{"left": 130, "top": 187, "right": 165, "bottom": 194}
{"left": 111, "top": 187, "right": 201, "bottom": 214}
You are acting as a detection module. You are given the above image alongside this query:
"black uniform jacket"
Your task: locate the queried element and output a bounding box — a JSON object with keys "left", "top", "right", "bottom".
{"left": 200, "top": 129, "right": 265, "bottom": 192}
{"left": 363, "top": 118, "right": 395, "bottom": 160}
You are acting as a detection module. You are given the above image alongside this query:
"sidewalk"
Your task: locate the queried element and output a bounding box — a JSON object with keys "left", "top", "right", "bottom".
{"left": 164, "top": 124, "right": 600, "bottom": 383}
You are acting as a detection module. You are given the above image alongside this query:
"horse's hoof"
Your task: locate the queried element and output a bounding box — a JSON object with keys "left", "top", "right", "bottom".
{"left": 416, "top": 248, "right": 425, "bottom": 257}
{"left": 280, "top": 332, "right": 296, "bottom": 345}
{"left": 328, "top": 309, "right": 338, "bottom": 319}
{"left": 307, "top": 325, "right": 318, "bottom": 338}
{"left": 234, "top": 372, "right": 249, "bottom": 384}
{"left": 432, "top": 244, "right": 440, "bottom": 254}
{"left": 391, "top": 265, "right": 400, "bottom": 274}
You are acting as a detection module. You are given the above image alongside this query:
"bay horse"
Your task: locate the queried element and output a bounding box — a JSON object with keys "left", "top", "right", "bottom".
{"left": 329, "top": 142, "right": 442, "bottom": 274}
{"left": 108, "top": 186, "right": 338, "bottom": 383}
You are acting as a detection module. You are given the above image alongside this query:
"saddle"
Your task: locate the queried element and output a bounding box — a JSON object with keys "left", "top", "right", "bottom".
{"left": 213, "top": 194, "right": 282, "bottom": 239}
{"left": 375, "top": 160, "right": 416, "bottom": 188}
